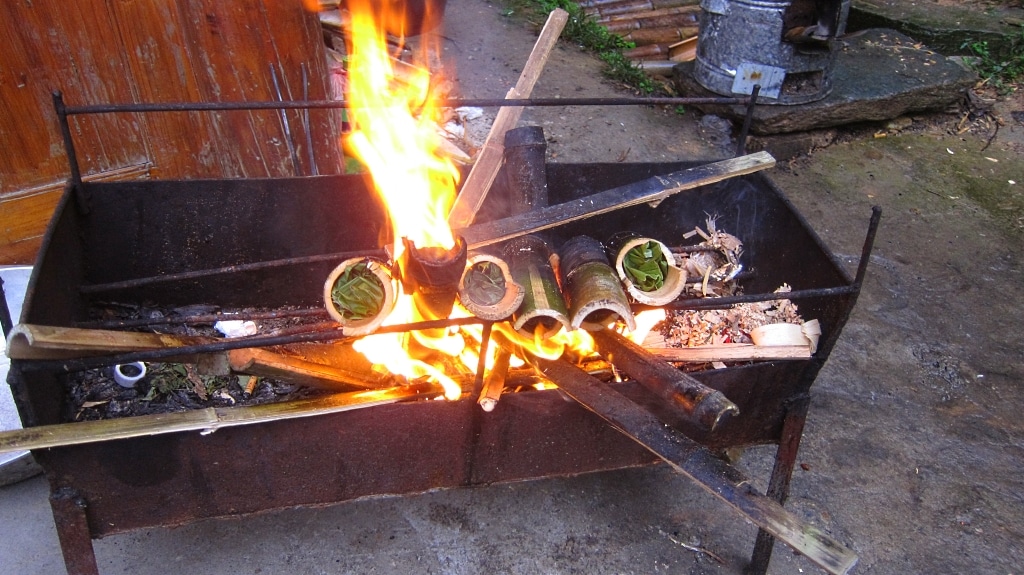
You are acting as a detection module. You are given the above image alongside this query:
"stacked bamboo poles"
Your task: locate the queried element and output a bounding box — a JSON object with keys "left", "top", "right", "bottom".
{"left": 577, "top": 0, "right": 701, "bottom": 61}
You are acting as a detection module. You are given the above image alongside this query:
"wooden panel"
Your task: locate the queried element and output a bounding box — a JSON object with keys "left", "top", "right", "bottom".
{"left": 0, "top": 191, "right": 62, "bottom": 265}
{"left": 1, "top": 0, "right": 343, "bottom": 260}
{"left": 0, "top": 0, "right": 147, "bottom": 195}
{"left": 109, "top": 0, "right": 342, "bottom": 179}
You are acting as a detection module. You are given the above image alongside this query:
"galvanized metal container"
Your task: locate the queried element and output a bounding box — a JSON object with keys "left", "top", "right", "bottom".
{"left": 693, "top": 0, "right": 850, "bottom": 104}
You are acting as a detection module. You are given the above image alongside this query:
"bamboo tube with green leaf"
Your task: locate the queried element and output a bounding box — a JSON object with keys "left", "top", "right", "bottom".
{"left": 608, "top": 232, "right": 686, "bottom": 306}
{"left": 323, "top": 257, "right": 396, "bottom": 336}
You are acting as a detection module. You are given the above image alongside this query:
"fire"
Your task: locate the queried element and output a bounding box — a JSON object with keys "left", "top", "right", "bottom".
{"left": 343, "top": 0, "right": 459, "bottom": 258}
{"left": 344, "top": 0, "right": 463, "bottom": 400}
{"left": 340, "top": 1, "right": 615, "bottom": 400}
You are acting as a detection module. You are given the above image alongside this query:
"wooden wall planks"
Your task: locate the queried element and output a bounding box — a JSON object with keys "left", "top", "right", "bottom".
{"left": 0, "top": 0, "right": 342, "bottom": 264}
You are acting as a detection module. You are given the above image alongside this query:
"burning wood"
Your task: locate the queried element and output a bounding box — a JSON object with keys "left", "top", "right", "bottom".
{"left": 589, "top": 328, "right": 738, "bottom": 431}
{"left": 477, "top": 346, "right": 511, "bottom": 412}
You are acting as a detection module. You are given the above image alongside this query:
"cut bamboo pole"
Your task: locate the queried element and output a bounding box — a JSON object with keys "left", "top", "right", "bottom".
{"left": 446, "top": 8, "right": 569, "bottom": 230}
{"left": 0, "top": 382, "right": 445, "bottom": 455}
{"left": 6, "top": 324, "right": 213, "bottom": 361}
{"left": 458, "top": 151, "right": 776, "bottom": 250}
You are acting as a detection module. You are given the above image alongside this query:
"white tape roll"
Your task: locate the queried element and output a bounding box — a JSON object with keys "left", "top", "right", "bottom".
{"left": 113, "top": 362, "right": 147, "bottom": 388}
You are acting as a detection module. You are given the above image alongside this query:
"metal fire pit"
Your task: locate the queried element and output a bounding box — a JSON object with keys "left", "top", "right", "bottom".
{"left": 7, "top": 99, "right": 873, "bottom": 575}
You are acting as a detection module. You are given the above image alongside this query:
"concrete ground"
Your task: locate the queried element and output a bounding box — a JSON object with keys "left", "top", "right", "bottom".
{"left": 3, "top": 1, "right": 1023, "bottom": 574}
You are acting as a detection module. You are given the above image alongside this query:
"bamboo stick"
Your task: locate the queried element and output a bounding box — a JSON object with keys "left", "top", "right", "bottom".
{"left": 646, "top": 344, "right": 812, "bottom": 362}
{"left": 0, "top": 382, "right": 445, "bottom": 455}
{"left": 458, "top": 152, "right": 776, "bottom": 250}
{"left": 6, "top": 324, "right": 213, "bottom": 361}
{"left": 478, "top": 348, "right": 512, "bottom": 412}
{"left": 446, "top": 8, "right": 569, "bottom": 230}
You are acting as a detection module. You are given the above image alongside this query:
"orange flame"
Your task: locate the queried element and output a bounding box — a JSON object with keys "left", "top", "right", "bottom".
{"left": 344, "top": 0, "right": 459, "bottom": 259}
{"left": 344, "top": 0, "right": 463, "bottom": 400}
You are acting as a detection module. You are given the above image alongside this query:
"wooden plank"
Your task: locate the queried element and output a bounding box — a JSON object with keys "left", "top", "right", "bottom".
{"left": 446, "top": 8, "right": 569, "bottom": 229}
{"left": 458, "top": 151, "right": 776, "bottom": 249}
{"left": 0, "top": 191, "right": 63, "bottom": 266}
{"left": 535, "top": 357, "right": 859, "bottom": 575}
{"left": 647, "top": 344, "right": 811, "bottom": 362}
{"left": 0, "top": 163, "right": 152, "bottom": 265}
{"left": 0, "top": 383, "right": 445, "bottom": 455}
{"left": 0, "top": 1, "right": 147, "bottom": 196}
{"left": 227, "top": 346, "right": 392, "bottom": 391}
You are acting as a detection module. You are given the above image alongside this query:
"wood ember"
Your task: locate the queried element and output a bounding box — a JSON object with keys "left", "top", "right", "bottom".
{"left": 653, "top": 285, "right": 804, "bottom": 348}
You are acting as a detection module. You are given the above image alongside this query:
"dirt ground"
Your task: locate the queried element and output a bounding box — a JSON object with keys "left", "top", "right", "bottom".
{"left": 2, "top": 0, "right": 1023, "bottom": 574}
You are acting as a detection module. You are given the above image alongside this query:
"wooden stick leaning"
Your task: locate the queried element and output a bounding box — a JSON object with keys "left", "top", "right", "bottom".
{"left": 446, "top": 8, "right": 569, "bottom": 229}
{"left": 0, "top": 382, "right": 445, "bottom": 455}
{"left": 457, "top": 151, "right": 776, "bottom": 249}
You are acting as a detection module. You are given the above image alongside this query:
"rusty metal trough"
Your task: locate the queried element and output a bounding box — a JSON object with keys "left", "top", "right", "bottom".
{"left": 6, "top": 100, "right": 876, "bottom": 575}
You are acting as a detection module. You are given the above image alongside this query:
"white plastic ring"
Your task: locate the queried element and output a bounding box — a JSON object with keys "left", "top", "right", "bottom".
{"left": 113, "top": 362, "right": 147, "bottom": 388}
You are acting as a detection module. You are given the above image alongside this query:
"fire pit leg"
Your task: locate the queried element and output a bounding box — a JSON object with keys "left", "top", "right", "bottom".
{"left": 747, "top": 395, "right": 812, "bottom": 575}
{"left": 50, "top": 487, "right": 99, "bottom": 575}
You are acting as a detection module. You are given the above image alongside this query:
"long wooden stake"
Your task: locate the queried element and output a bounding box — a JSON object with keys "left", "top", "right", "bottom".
{"left": 446, "top": 8, "right": 569, "bottom": 229}
{"left": 532, "top": 356, "right": 858, "bottom": 575}
{"left": 458, "top": 151, "right": 776, "bottom": 249}
{"left": 0, "top": 382, "right": 444, "bottom": 455}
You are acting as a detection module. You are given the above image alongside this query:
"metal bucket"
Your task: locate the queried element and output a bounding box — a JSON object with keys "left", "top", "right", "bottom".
{"left": 693, "top": 0, "right": 850, "bottom": 104}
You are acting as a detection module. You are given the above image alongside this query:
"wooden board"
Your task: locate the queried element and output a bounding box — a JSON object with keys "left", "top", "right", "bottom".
{"left": 1, "top": 0, "right": 344, "bottom": 261}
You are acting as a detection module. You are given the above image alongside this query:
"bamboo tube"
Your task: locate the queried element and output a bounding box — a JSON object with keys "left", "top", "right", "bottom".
{"left": 558, "top": 236, "right": 636, "bottom": 332}
{"left": 399, "top": 236, "right": 469, "bottom": 321}
{"left": 457, "top": 250, "right": 525, "bottom": 321}
{"left": 323, "top": 257, "right": 397, "bottom": 336}
{"left": 590, "top": 328, "right": 738, "bottom": 430}
{"left": 505, "top": 235, "right": 570, "bottom": 339}
{"left": 621, "top": 26, "right": 697, "bottom": 46}
{"left": 599, "top": 5, "right": 699, "bottom": 23}
{"left": 607, "top": 232, "right": 687, "bottom": 306}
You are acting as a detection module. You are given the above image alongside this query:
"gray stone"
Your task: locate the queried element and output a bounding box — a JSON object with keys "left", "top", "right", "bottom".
{"left": 674, "top": 28, "right": 978, "bottom": 135}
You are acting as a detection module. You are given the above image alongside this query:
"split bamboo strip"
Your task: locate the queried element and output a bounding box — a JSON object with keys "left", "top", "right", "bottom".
{"left": 459, "top": 152, "right": 776, "bottom": 249}
{"left": 446, "top": 8, "right": 569, "bottom": 229}
{"left": 0, "top": 382, "right": 444, "bottom": 455}
{"left": 6, "top": 324, "right": 214, "bottom": 361}
{"left": 646, "top": 344, "right": 812, "bottom": 363}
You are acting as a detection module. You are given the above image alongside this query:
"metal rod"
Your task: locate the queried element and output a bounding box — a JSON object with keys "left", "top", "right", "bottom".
{"left": 735, "top": 84, "right": 760, "bottom": 157}
{"left": 653, "top": 285, "right": 858, "bottom": 311}
{"left": 61, "top": 96, "right": 755, "bottom": 115}
{"left": 270, "top": 64, "right": 302, "bottom": 176}
{"left": 76, "top": 307, "right": 329, "bottom": 330}
{"left": 53, "top": 92, "right": 83, "bottom": 187}
{"left": 301, "top": 63, "right": 319, "bottom": 176}
{"left": 0, "top": 276, "right": 14, "bottom": 339}
{"left": 19, "top": 316, "right": 484, "bottom": 373}
{"left": 855, "top": 206, "right": 883, "bottom": 288}
{"left": 78, "top": 249, "right": 388, "bottom": 294}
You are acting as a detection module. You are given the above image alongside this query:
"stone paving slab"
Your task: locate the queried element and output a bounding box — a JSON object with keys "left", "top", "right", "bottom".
{"left": 674, "top": 28, "right": 977, "bottom": 135}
